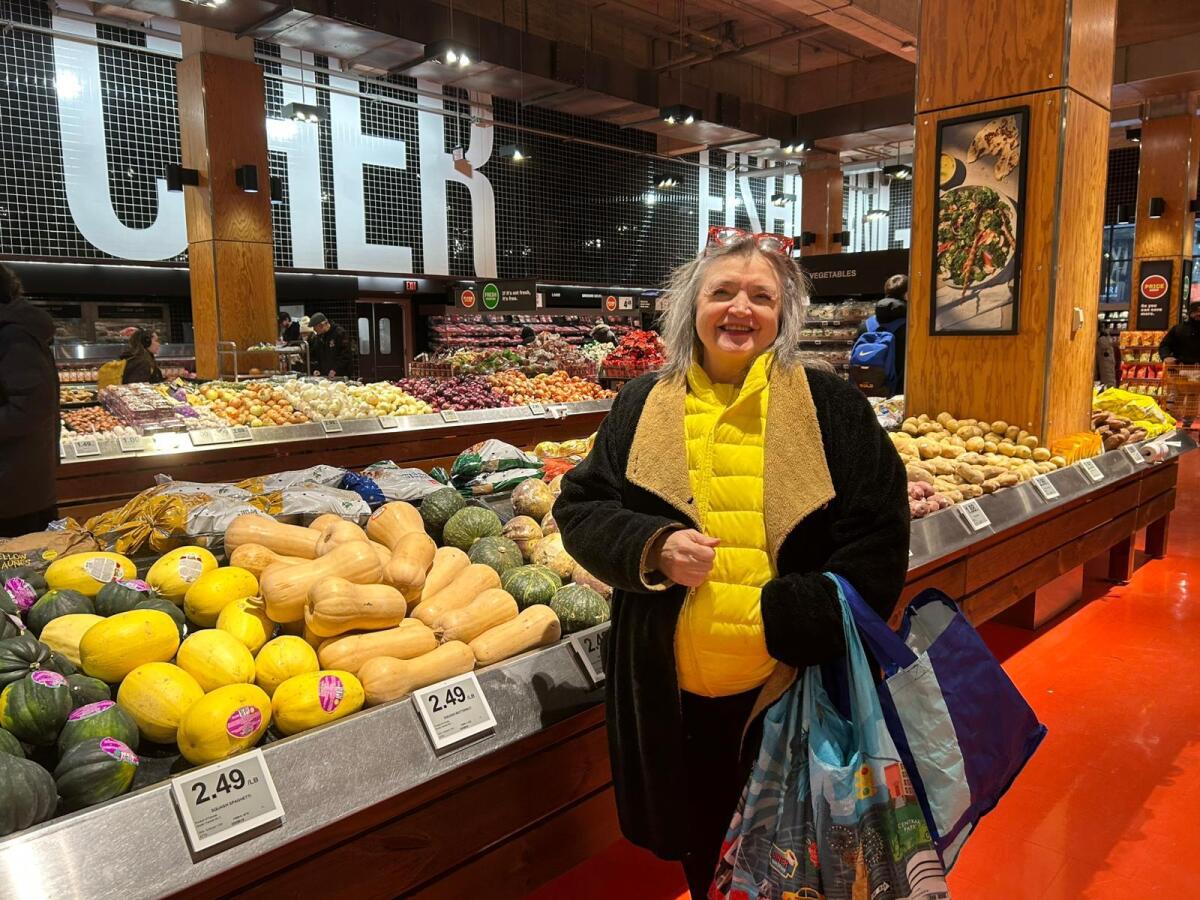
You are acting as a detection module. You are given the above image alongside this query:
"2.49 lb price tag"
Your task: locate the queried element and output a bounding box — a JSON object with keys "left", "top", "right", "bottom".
{"left": 170, "top": 749, "right": 283, "bottom": 854}
{"left": 413, "top": 672, "right": 496, "bottom": 751}
{"left": 569, "top": 623, "right": 610, "bottom": 685}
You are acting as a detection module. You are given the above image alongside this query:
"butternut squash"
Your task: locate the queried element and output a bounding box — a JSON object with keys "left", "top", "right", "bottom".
{"left": 417, "top": 547, "right": 471, "bottom": 606}
{"left": 469, "top": 606, "right": 561, "bottom": 666}
{"left": 228, "top": 543, "right": 305, "bottom": 579}
{"left": 433, "top": 588, "right": 519, "bottom": 644}
{"left": 305, "top": 578, "right": 407, "bottom": 637}
{"left": 318, "top": 620, "right": 438, "bottom": 673}
{"left": 226, "top": 514, "right": 320, "bottom": 559}
{"left": 359, "top": 642, "right": 476, "bottom": 706}
{"left": 315, "top": 519, "right": 369, "bottom": 556}
{"left": 308, "top": 513, "right": 344, "bottom": 532}
{"left": 369, "top": 541, "right": 393, "bottom": 569}
{"left": 413, "top": 564, "right": 501, "bottom": 627}
{"left": 383, "top": 532, "right": 437, "bottom": 592}
{"left": 261, "top": 542, "right": 382, "bottom": 624}
{"left": 366, "top": 501, "right": 424, "bottom": 550}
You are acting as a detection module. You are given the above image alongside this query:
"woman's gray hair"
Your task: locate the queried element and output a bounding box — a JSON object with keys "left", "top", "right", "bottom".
{"left": 656, "top": 237, "right": 812, "bottom": 380}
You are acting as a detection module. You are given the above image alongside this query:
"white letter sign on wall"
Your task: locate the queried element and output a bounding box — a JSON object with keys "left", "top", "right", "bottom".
{"left": 266, "top": 47, "right": 325, "bottom": 269}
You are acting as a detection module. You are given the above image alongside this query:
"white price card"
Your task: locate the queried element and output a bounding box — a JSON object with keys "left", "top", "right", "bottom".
{"left": 210, "top": 427, "right": 233, "bottom": 444}
{"left": 378, "top": 416, "right": 398, "bottom": 430}
{"left": 58, "top": 439, "right": 65, "bottom": 459}
{"left": 229, "top": 425, "right": 253, "bottom": 442}
{"left": 440, "top": 410, "right": 460, "bottom": 424}
{"left": 413, "top": 672, "right": 496, "bottom": 751}
{"left": 1123, "top": 444, "right": 1145, "bottom": 466}
{"left": 548, "top": 405, "right": 568, "bottom": 420}
{"left": 188, "top": 429, "right": 212, "bottom": 447}
{"left": 321, "top": 418, "right": 343, "bottom": 434}
{"left": 957, "top": 498, "right": 991, "bottom": 533}
{"left": 528, "top": 402, "right": 546, "bottom": 416}
{"left": 1032, "top": 474, "right": 1060, "bottom": 501}
{"left": 117, "top": 434, "right": 144, "bottom": 453}
{"left": 73, "top": 435, "right": 101, "bottom": 457}
{"left": 1079, "top": 458, "right": 1104, "bottom": 482}
{"left": 569, "top": 623, "right": 610, "bottom": 685}
{"left": 170, "top": 749, "right": 283, "bottom": 854}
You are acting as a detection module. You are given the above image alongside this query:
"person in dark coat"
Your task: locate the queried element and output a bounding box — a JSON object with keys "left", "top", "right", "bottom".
{"left": 520, "top": 324, "right": 537, "bottom": 345}
{"left": 120, "top": 328, "right": 164, "bottom": 384}
{"left": 307, "top": 312, "right": 353, "bottom": 377}
{"left": 554, "top": 235, "right": 909, "bottom": 898}
{"left": 1159, "top": 301, "right": 1200, "bottom": 365}
{"left": 0, "top": 264, "right": 60, "bottom": 537}
{"left": 279, "top": 311, "right": 301, "bottom": 343}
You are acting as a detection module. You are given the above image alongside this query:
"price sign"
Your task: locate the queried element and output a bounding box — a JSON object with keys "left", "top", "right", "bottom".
{"left": 58, "top": 439, "right": 65, "bottom": 459}
{"left": 548, "top": 405, "right": 568, "bottom": 420}
{"left": 117, "top": 434, "right": 144, "bottom": 453}
{"left": 170, "top": 749, "right": 283, "bottom": 854}
{"left": 440, "top": 410, "right": 460, "bottom": 424}
{"left": 1032, "top": 474, "right": 1060, "bottom": 501}
{"left": 188, "top": 429, "right": 212, "bottom": 447}
{"left": 413, "top": 672, "right": 496, "bottom": 751}
{"left": 73, "top": 435, "right": 101, "bottom": 457}
{"left": 1123, "top": 444, "right": 1145, "bottom": 466}
{"left": 229, "top": 425, "right": 253, "bottom": 442}
{"left": 1079, "top": 458, "right": 1104, "bottom": 482}
{"left": 528, "top": 402, "right": 546, "bottom": 416}
{"left": 569, "top": 623, "right": 610, "bottom": 685}
{"left": 321, "top": 418, "right": 343, "bottom": 434}
{"left": 210, "top": 427, "right": 233, "bottom": 444}
{"left": 957, "top": 499, "right": 991, "bottom": 533}
{"left": 378, "top": 416, "right": 398, "bottom": 430}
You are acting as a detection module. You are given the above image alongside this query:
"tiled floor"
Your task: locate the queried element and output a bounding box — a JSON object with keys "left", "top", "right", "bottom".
{"left": 531, "top": 449, "right": 1200, "bottom": 899}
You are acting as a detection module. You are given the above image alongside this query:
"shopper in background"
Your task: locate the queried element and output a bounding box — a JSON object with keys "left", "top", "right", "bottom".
{"left": 589, "top": 321, "right": 616, "bottom": 346}
{"left": 520, "top": 324, "right": 537, "bottom": 345}
{"left": 1159, "top": 301, "right": 1200, "bottom": 365}
{"left": 120, "top": 328, "right": 164, "bottom": 384}
{"left": 853, "top": 273, "right": 909, "bottom": 392}
{"left": 555, "top": 229, "right": 909, "bottom": 899}
{"left": 0, "top": 264, "right": 59, "bottom": 537}
{"left": 1095, "top": 325, "right": 1120, "bottom": 387}
{"left": 307, "top": 312, "right": 352, "bottom": 377}
{"left": 278, "top": 311, "right": 300, "bottom": 343}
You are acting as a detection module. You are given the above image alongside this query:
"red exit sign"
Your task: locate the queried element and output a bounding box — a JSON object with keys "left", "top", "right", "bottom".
{"left": 404, "top": 280, "right": 419, "bottom": 293}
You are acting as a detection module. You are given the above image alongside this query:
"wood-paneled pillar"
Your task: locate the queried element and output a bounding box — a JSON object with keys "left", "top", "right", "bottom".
{"left": 800, "top": 151, "right": 844, "bottom": 256}
{"left": 907, "top": 0, "right": 1117, "bottom": 441}
{"left": 177, "top": 27, "right": 276, "bottom": 379}
{"left": 1132, "top": 114, "right": 1200, "bottom": 327}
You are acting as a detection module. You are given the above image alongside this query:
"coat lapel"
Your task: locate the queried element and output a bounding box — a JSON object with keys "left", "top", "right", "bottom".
{"left": 625, "top": 376, "right": 698, "bottom": 525}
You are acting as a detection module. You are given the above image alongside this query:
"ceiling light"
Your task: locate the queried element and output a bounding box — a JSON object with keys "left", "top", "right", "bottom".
{"left": 282, "top": 102, "right": 325, "bottom": 124}
{"left": 780, "top": 139, "right": 810, "bottom": 154}
{"left": 883, "top": 163, "right": 913, "bottom": 181}
{"left": 164, "top": 163, "right": 199, "bottom": 192}
{"left": 656, "top": 177, "right": 678, "bottom": 190}
{"left": 863, "top": 208, "right": 889, "bottom": 223}
{"left": 426, "top": 39, "right": 478, "bottom": 69}
{"left": 181, "top": 0, "right": 225, "bottom": 7}
{"left": 1126, "top": 127, "right": 1142, "bottom": 143}
{"left": 643, "top": 191, "right": 658, "bottom": 206}
{"left": 660, "top": 104, "right": 702, "bottom": 126}
{"left": 771, "top": 193, "right": 796, "bottom": 207}
{"left": 499, "top": 144, "right": 530, "bottom": 162}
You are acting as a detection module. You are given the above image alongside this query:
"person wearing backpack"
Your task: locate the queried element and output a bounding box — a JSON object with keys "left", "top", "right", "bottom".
{"left": 851, "top": 274, "right": 908, "bottom": 394}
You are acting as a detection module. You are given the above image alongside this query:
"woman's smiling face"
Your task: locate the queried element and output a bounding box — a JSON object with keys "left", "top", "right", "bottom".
{"left": 694, "top": 252, "right": 782, "bottom": 377}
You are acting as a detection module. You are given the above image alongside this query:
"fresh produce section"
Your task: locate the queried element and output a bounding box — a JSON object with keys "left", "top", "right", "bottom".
{"left": 427, "top": 314, "right": 632, "bottom": 352}
{"left": 599, "top": 329, "right": 665, "bottom": 378}
{"left": 487, "top": 370, "right": 615, "bottom": 404}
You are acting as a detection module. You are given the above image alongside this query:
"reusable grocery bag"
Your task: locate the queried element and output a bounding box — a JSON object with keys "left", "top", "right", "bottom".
{"left": 832, "top": 575, "right": 1046, "bottom": 869}
{"left": 711, "top": 577, "right": 949, "bottom": 900}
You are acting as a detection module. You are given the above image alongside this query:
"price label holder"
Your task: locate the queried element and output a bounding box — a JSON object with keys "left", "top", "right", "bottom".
{"left": 548, "top": 405, "right": 568, "bottom": 420}
{"left": 117, "top": 434, "right": 144, "bottom": 453}
{"left": 440, "top": 410, "right": 460, "bottom": 424}
{"left": 378, "top": 416, "right": 398, "bottom": 430}
{"left": 957, "top": 498, "right": 991, "bottom": 533}
{"left": 210, "top": 427, "right": 233, "bottom": 445}
{"left": 58, "top": 439, "right": 66, "bottom": 459}
{"left": 170, "top": 749, "right": 284, "bottom": 856}
{"left": 188, "top": 429, "right": 212, "bottom": 447}
{"left": 569, "top": 623, "right": 610, "bottom": 685}
{"left": 321, "top": 418, "right": 344, "bottom": 434}
{"left": 73, "top": 435, "right": 101, "bottom": 458}
{"left": 1079, "top": 458, "right": 1104, "bottom": 483}
{"left": 229, "top": 425, "right": 253, "bottom": 442}
{"left": 1032, "top": 474, "right": 1060, "bottom": 501}
{"left": 1123, "top": 444, "right": 1145, "bottom": 466}
{"left": 413, "top": 671, "right": 496, "bottom": 752}
{"left": 528, "top": 402, "right": 546, "bottom": 416}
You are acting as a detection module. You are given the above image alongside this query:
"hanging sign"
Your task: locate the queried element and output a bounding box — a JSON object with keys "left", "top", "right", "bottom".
{"left": 1136, "top": 260, "right": 1172, "bottom": 330}
{"left": 451, "top": 281, "right": 536, "bottom": 312}
{"left": 801, "top": 248, "right": 910, "bottom": 297}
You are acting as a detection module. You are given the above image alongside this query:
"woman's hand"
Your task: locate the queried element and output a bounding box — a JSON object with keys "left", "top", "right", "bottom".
{"left": 650, "top": 529, "right": 720, "bottom": 587}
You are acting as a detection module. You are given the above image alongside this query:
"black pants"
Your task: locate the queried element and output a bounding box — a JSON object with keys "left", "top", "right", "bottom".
{"left": 679, "top": 688, "right": 761, "bottom": 900}
{"left": 0, "top": 505, "right": 57, "bottom": 539}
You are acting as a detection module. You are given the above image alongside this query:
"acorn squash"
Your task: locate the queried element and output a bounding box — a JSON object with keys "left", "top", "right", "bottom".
{"left": 0, "top": 752, "right": 57, "bottom": 837}
{"left": 54, "top": 737, "right": 139, "bottom": 811}
{"left": 0, "top": 670, "right": 73, "bottom": 746}
{"left": 57, "top": 700, "right": 140, "bottom": 754}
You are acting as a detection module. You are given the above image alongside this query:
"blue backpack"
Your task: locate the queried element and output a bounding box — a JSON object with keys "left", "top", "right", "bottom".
{"left": 850, "top": 315, "right": 904, "bottom": 389}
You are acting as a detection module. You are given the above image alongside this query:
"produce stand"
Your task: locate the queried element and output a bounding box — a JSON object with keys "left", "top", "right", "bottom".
{"left": 7, "top": 432, "right": 1192, "bottom": 900}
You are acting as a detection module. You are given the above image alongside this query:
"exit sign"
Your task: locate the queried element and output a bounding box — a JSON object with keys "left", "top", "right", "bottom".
{"left": 404, "top": 280, "right": 419, "bottom": 293}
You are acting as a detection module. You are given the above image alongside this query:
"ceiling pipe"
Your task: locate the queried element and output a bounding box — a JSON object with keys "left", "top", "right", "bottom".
{"left": 591, "top": 0, "right": 731, "bottom": 51}
{"left": 657, "top": 24, "right": 856, "bottom": 73}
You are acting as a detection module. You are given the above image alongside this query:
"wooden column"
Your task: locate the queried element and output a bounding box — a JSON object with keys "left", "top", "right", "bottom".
{"left": 800, "top": 151, "right": 844, "bottom": 256}
{"left": 1131, "top": 114, "right": 1200, "bottom": 327}
{"left": 177, "top": 27, "right": 276, "bottom": 379}
{"left": 907, "top": 0, "right": 1117, "bottom": 441}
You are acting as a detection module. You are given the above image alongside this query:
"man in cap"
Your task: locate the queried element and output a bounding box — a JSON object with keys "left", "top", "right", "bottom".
{"left": 307, "top": 312, "right": 353, "bottom": 377}
{"left": 1159, "top": 301, "right": 1200, "bottom": 366}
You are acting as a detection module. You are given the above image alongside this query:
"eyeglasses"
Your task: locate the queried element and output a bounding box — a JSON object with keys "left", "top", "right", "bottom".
{"left": 705, "top": 225, "right": 795, "bottom": 257}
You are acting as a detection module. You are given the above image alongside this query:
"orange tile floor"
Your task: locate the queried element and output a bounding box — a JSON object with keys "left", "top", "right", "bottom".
{"left": 531, "top": 449, "right": 1200, "bottom": 899}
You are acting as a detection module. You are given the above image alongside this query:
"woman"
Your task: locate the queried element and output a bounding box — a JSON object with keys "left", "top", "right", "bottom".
{"left": 120, "top": 328, "right": 164, "bottom": 384}
{"left": 555, "top": 228, "right": 910, "bottom": 898}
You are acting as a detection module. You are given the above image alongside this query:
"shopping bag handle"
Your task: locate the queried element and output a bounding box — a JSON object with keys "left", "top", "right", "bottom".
{"left": 825, "top": 573, "right": 918, "bottom": 671}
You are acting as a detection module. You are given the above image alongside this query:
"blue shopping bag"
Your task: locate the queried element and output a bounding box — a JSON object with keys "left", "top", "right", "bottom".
{"left": 830, "top": 574, "right": 1047, "bottom": 868}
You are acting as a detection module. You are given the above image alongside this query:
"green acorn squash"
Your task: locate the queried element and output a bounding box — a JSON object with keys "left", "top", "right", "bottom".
{"left": 54, "top": 737, "right": 139, "bottom": 811}
{"left": 0, "top": 670, "right": 73, "bottom": 746}
{"left": 66, "top": 674, "right": 111, "bottom": 710}
{"left": 134, "top": 596, "right": 187, "bottom": 639}
{"left": 94, "top": 579, "right": 154, "bottom": 617}
{"left": 0, "top": 633, "right": 53, "bottom": 688}
{"left": 0, "top": 752, "right": 57, "bottom": 836}
{"left": 27, "top": 589, "right": 94, "bottom": 637}
{"left": 58, "top": 700, "right": 139, "bottom": 755}
{"left": 0, "top": 727, "right": 23, "bottom": 758}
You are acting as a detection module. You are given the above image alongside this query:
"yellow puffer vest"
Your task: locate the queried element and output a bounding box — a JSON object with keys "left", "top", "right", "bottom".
{"left": 675, "top": 352, "right": 777, "bottom": 697}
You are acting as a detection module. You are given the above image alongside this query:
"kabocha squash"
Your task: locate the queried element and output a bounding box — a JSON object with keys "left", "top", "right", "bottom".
{"left": 468, "top": 536, "right": 524, "bottom": 577}
{"left": 501, "top": 516, "right": 543, "bottom": 561}
{"left": 261, "top": 541, "right": 382, "bottom": 624}
{"left": 228, "top": 544, "right": 305, "bottom": 579}
{"left": 94, "top": 579, "right": 154, "bottom": 616}
{"left": 511, "top": 478, "right": 555, "bottom": 521}
{"left": 176, "top": 630, "right": 256, "bottom": 693}
{"left": 254, "top": 636, "right": 319, "bottom": 697}
{"left": 530, "top": 533, "right": 575, "bottom": 580}
{"left": 0, "top": 633, "right": 52, "bottom": 688}
{"left": 315, "top": 519, "right": 369, "bottom": 556}
{"left": 442, "top": 507, "right": 503, "bottom": 552}
{"left": 147, "top": 546, "right": 218, "bottom": 603}
{"left": 26, "top": 589, "right": 94, "bottom": 637}
{"left": 501, "top": 565, "right": 562, "bottom": 610}
{"left": 418, "top": 547, "right": 471, "bottom": 606}
{"left": 57, "top": 700, "right": 139, "bottom": 754}
{"left": 308, "top": 513, "right": 345, "bottom": 532}
{"left": 0, "top": 727, "right": 21, "bottom": 757}
{"left": 317, "top": 621, "right": 438, "bottom": 673}
{"left": 183, "top": 566, "right": 259, "bottom": 627}
{"left": 44, "top": 552, "right": 135, "bottom": 598}
{"left": 80, "top": 610, "right": 180, "bottom": 683}
{"left": 54, "top": 737, "right": 139, "bottom": 811}
{"left": 414, "top": 564, "right": 501, "bottom": 627}
{"left": 383, "top": 531, "right": 437, "bottom": 592}
{"left": 468, "top": 606, "right": 562, "bottom": 666}
{"left": 116, "top": 662, "right": 203, "bottom": 744}
{"left": 432, "top": 589, "right": 519, "bottom": 644}
{"left": 271, "top": 669, "right": 364, "bottom": 735}
{"left": 359, "top": 641, "right": 476, "bottom": 706}
{"left": 225, "top": 514, "right": 320, "bottom": 559}
{"left": 0, "top": 670, "right": 72, "bottom": 745}
{"left": 216, "top": 596, "right": 274, "bottom": 654}
{"left": 39, "top": 614, "right": 103, "bottom": 667}
{"left": 305, "top": 579, "right": 407, "bottom": 637}
{"left": 68, "top": 675, "right": 110, "bottom": 710}
{"left": 0, "top": 753, "right": 57, "bottom": 837}
{"left": 550, "top": 584, "right": 610, "bottom": 634}
{"left": 366, "top": 501, "right": 424, "bottom": 550}
{"left": 419, "top": 486, "right": 466, "bottom": 541}
{"left": 176, "top": 683, "right": 272, "bottom": 766}
{"left": 570, "top": 565, "right": 612, "bottom": 601}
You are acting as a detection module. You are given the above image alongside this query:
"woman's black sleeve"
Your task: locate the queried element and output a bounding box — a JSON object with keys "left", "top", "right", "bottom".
{"left": 554, "top": 390, "right": 683, "bottom": 595}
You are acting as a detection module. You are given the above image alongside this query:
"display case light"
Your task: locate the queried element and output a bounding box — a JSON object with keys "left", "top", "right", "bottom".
{"left": 282, "top": 102, "right": 326, "bottom": 124}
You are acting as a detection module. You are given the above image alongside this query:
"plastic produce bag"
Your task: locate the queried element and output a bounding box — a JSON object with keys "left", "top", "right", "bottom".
{"left": 360, "top": 461, "right": 444, "bottom": 502}
{"left": 340, "top": 471, "right": 386, "bottom": 509}
{"left": 449, "top": 439, "right": 541, "bottom": 482}
{"left": 237, "top": 464, "right": 348, "bottom": 493}
{"left": 279, "top": 485, "right": 370, "bottom": 523}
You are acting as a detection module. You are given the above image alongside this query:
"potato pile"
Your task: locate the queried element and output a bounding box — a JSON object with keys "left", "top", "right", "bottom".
{"left": 1091, "top": 411, "right": 1147, "bottom": 451}
{"left": 892, "top": 413, "right": 1068, "bottom": 517}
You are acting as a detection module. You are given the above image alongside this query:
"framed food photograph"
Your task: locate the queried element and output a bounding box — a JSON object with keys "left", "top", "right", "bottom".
{"left": 931, "top": 106, "right": 1029, "bottom": 335}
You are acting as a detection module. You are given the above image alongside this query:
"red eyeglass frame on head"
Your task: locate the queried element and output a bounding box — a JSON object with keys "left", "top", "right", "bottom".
{"left": 704, "top": 225, "right": 795, "bottom": 257}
